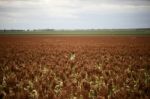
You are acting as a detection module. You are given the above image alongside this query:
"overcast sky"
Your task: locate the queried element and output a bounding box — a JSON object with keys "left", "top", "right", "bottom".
{"left": 0, "top": 0, "right": 150, "bottom": 29}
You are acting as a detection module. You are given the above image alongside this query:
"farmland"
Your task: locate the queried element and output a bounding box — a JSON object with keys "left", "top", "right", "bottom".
{"left": 0, "top": 35, "right": 150, "bottom": 99}
{"left": 0, "top": 29, "right": 150, "bottom": 35}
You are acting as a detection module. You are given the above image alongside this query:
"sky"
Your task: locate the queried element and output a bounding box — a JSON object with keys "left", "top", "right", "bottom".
{"left": 0, "top": 0, "right": 150, "bottom": 29}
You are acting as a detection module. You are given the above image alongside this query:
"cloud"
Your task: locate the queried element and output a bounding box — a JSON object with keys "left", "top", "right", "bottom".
{"left": 0, "top": 0, "right": 150, "bottom": 29}
{"left": 82, "top": 0, "right": 150, "bottom": 6}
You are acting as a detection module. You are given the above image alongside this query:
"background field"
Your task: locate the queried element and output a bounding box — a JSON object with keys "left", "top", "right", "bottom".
{"left": 0, "top": 29, "right": 150, "bottom": 35}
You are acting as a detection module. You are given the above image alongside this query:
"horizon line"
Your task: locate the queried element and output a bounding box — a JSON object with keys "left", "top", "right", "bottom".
{"left": 1, "top": 28, "right": 150, "bottom": 31}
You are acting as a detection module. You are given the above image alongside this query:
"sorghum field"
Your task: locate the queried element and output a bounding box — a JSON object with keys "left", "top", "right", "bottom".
{"left": 0, "top": 36, "right": 150, "bottom": 99}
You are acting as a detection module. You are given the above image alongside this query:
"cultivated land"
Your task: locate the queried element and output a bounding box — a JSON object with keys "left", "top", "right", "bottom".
{"left": 0, "top": 35, "right": 150, "bottom": 99}
{"left": 0, "top": 29, "right": 150, "bottom": 35}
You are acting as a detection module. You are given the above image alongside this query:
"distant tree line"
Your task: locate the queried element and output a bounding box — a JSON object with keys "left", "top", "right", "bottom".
{"left": 0, "top": 28, "right": 150, "bottom": 32}
{"left": 0, "top": 29, "right": 55, "bottom": 32}
{"left": 0, "top": 30, "right": 24, "bottom": 32}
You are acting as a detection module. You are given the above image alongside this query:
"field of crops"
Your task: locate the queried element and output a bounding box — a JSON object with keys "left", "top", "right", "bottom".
{"left": 0, "top": 36, "right": 150, "bottom": 99}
